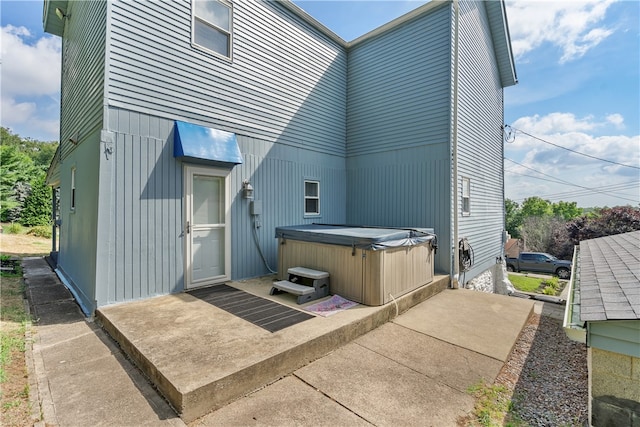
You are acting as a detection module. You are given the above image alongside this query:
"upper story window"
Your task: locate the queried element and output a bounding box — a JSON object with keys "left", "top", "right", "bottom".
{"left": 304, "top": 180, "right": 320, "bottom": 216}
{"left": 461, "top": 177, "right": 470, "bottom": 216}
{"left": 192, "top": 0, "right": 232, "bottom": 59}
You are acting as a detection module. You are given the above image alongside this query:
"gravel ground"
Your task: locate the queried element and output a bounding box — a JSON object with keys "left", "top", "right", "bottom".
{"left": 496, "top": 308, "right": 589, "bottom": 426}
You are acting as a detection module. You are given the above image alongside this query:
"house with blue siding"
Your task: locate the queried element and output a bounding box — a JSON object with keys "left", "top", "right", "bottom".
{"left": 44, "top": 0, "right": 517, "bottom": 315}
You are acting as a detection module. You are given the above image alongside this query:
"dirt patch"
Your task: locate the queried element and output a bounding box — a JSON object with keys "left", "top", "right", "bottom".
{"left": 0, "top": 231, "right": 50, "bottom": 257}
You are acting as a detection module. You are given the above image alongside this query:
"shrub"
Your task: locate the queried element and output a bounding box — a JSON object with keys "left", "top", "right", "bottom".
{"left": 543, "top": 286, "right": 557, "bottom": 295}
{"left": 541, "top": 277, "right": 559, "bottom": 290}
{"left": 27, "top": 225, "right": 52, "bottom": 239}
{"left": 4, "top": 223, "right": 23, "bottom": 234}
{"left": 20, "top": 174, "right": 51, "bottom": 227}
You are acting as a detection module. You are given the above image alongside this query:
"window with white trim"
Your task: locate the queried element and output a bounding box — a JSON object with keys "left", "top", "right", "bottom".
{"left": 461, "top": 177, "right": 470, "bottom": 216}
{"left": 70, "top": 167, "right": 76, "bottom": 211}
{"left": 192, "top": 0, "right": 232, "bottom": 58}
{"left": 304, "top": 180, "right": 320, "bottom": 216}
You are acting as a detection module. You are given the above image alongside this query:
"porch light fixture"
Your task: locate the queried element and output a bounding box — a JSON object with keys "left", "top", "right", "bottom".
{"left": 55, "top": 7, "right": 70, "bottom": 20}
{"left": 242, "top": 179, "right": 254, "bottom": 199}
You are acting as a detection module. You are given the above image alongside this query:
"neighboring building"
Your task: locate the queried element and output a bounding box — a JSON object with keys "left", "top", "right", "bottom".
{"left": 564, "top": 231, "right": 640, "bottom": 426}
{"left": 504, "top": 238, "right": 521, "bottom": 259}
{"left": 44, "top": 0, "right": 517, "bottom": 315}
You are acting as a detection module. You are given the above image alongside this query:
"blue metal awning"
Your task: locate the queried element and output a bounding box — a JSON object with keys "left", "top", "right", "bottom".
{"left": 173, "top": 121, "right": 243, "bottom": 166}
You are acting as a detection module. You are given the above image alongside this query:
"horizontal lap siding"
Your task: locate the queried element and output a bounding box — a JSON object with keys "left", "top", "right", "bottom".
{"left": 60, "top": 0, "right": 105, "bottom": 160}
{"left": 108, "top": 0, "right": 347, "bottom": 156}
{"left": 57, "top": 129, "right": 101, "bottom": 313}
{"left": 346, "top": 5, "right": 453, "bottom": 273}
{"left": 457, "top": 0, "right": 506, "bottom": 280}
{"left": 347, "top": 5, "right": 451, "bottom": 156}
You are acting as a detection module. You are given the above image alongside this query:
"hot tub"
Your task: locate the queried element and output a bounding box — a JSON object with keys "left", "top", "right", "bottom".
{"left": 275, "top": 224, "right": 437, "bottom": 306}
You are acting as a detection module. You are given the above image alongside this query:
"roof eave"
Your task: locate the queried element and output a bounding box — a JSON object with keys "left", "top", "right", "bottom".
{"left": 277, "top": 0, "right": 347, "bottom": 47}
{"left": 43, "top": 0, "right": 68, "bottom": 37}
{"left": 279, "top": 0, "right": 450, "bottom": 49}
{"left": 486, "top": 1, "right": 518, "bottom": 87}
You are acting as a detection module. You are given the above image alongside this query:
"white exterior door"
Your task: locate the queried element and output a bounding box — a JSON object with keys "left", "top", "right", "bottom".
{"left": 185, "top": 166, "right": 231, "bottom": 289}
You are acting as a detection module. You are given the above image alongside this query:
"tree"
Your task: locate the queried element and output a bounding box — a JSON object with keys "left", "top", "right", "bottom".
{"left": 1, "top": 128, "right": 58, "bottom": 223}
{"left": 520, "top": 215, "right": 567, "bottom": 256}
{"left": 0, "top": 145, "right": 37, "bottom": 221}
{"left": 520, "top": 196, "right": 553, "bottom": 218}
{"left": 552, "top": 200, "right": 582, "bottom": 221}
{"left": 566, "top": 206, "right": 640, "bottom": 243}
{"left": 505, "top": 198, "right": 523, "bottom": 238}
{"left": 20, "top": 174, "right": 52, "bottom": 226}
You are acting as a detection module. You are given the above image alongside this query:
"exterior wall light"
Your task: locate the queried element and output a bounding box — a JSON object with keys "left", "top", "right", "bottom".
{"left": 242, "top": 179, "right": 254, "bottom": 199}
{"left": 55, "top": 7, "right": 70, "bottom": 20}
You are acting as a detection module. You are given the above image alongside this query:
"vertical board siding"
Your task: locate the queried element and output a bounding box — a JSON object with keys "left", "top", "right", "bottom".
{"left": 346, "top": 4, "right": 453, "bottom": 273}
{"left": 104, "top": 108, "right": 183, "bottom": 305}
{"left": 59, "top": 0, "right": 106, "bottom": 160}
{"left": 347, "top": 148, "right": 452, "bottom": 273}
{"left": 231, "top": 135, "right": 347, "bottom": 279}
{"left": 107, "top": 0, "right": 347, "bottom": 156}
{"left": 456, "top": 0, "right": 506, "bottom": 281}
{"left": 103, "top": 108, "right": 346, "bottom": 304}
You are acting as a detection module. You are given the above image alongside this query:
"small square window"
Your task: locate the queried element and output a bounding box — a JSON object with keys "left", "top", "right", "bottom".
{"left": 304, "top": 180, "right": 319, "bottom": 216}
{"left": 193, "top": 0, "right": 232, "bottom": 58}
{"left": 461, "top": 177, "right": 470, "bottom": 216}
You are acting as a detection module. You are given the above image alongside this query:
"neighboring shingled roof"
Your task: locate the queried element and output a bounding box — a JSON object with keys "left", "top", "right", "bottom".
{"left": 579, "top": 231, "right": 640, "bottom": 322}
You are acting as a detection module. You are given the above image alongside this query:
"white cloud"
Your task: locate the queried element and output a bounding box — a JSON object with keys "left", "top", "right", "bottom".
{"left": 505, "top": 112, "right": 640, "bottom": 207}
{"left": 606, "top": 113, "right": 624, "bottom": 128}
{"left": 1, "top": 25, "right": 61, "bottom": 140}
{"left": 507, "top": 0, "right": 616, "bottom": 64}
{"left": 1, "top": 25, "right": 61, "bottom": 96}
{"left": 1, "top": 97, "right": 36, "bottom": 124}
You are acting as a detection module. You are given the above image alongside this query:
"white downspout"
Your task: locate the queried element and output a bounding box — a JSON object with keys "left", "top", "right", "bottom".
{"left": 451, "top": 0, "right": 461, "bottom": 289}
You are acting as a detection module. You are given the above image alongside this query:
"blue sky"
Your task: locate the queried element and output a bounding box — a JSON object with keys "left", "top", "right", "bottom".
{"left": 1, "top": 0, "right": 639, "bottom": 208}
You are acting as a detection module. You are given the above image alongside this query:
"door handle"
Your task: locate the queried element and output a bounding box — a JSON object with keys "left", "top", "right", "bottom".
{"left": 186, "top": 221, "right": 190, "bottom": 234}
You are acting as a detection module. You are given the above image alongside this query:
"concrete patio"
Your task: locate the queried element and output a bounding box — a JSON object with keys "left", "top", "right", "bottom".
{"left": 26, "top": 256, "right": 537, "bottom": 425}
{"left": 96, "top": 275, "right": 450, "bottom": 422}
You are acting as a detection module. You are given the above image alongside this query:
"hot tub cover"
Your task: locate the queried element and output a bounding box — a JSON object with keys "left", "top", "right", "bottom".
{"left": 275, "top": 224, "right": 437, "bottom": 252}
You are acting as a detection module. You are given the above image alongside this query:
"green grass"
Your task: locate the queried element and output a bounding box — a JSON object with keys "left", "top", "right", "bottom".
{"left": 509, "top": 274, "right": 566, "bottom": 297}
{"left": 508, "top": 275, "right": 543, "bottom": 293}
{"left": 467, "top": 381, "right": 528, "bottom": 427}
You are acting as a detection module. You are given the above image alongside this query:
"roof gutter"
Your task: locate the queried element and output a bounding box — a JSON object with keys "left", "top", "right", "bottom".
{"left": 563, "top": 245, "right": 586, "bottom": 344}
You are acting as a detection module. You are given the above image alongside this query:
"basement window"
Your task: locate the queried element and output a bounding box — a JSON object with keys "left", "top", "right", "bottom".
{"left": 462, "top": 177, "right": 470, "bottom": 216}
{"left": 192, "top": 0, "right": 232, "bottom": 59}
{"left": 304, "top": 180, "right": 320, "bottom": 216}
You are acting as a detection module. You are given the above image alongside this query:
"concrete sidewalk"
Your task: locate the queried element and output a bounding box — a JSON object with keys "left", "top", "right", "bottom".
{"left": 23, "top": 257, "right": 183, "bottom": 426}
{"left": 194, "top": 289, "right": 534, "bottom": 426}
{"left": 24, "top": 257, "right": 535, "bottom": 426}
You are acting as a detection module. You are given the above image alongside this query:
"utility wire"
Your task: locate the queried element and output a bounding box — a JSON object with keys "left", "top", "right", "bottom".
{"left": 505, "top": 170, "right": 639, "bottom": 201}
{"left": 505, "top": 157, "right": 640, "bottom": 204}
{"left": 504, "top": 124, "right": 640, "bottom": 170}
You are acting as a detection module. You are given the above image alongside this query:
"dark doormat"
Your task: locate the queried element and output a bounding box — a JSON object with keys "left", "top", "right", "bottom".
{"left": 188, "top": 284, "right": 314, "bottom": 333}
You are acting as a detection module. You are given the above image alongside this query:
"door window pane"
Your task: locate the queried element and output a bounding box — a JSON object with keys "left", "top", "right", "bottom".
{"left": 193, "top": 175, "right": 223, "bottom": 224}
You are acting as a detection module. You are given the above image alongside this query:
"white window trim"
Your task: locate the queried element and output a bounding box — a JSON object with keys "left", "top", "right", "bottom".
{"left": 304, "top": 180, "right": 320, "bottom": 217}
{"left": 191, "top": 0, "right": 233, "bottom": 61}
{"left": 184, "top": 165, "right": 232, "bottom": 288}
{"left": 461, "top": 177, "right": 470, "bottom": 216}
{"left": 70, "top": 167, "right": 76, "bottom": 212}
